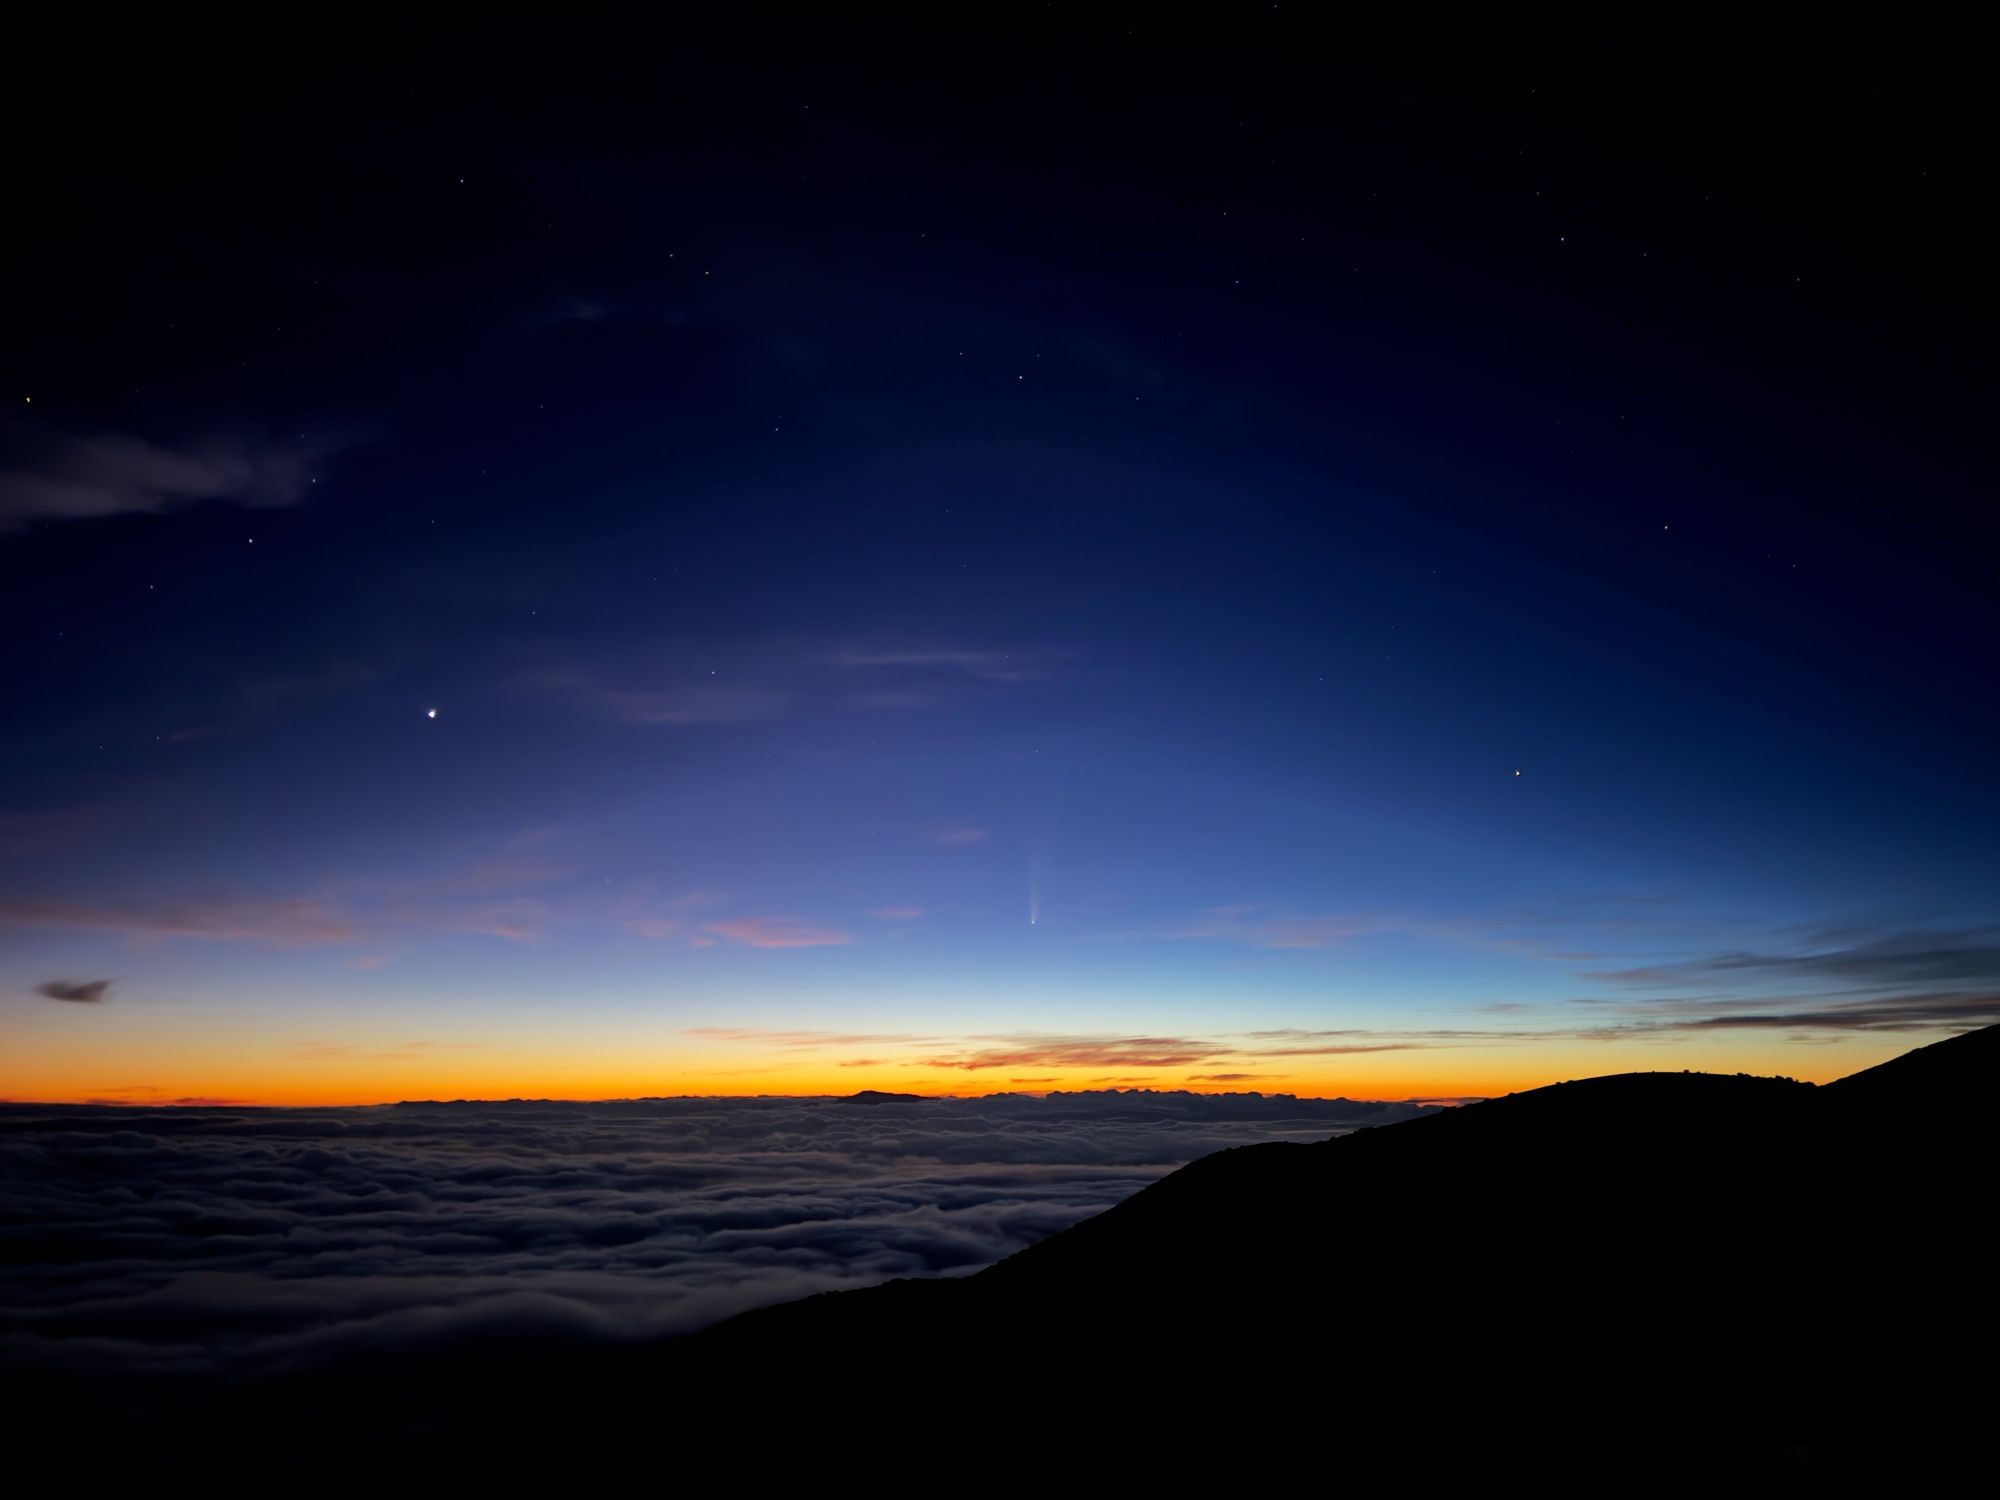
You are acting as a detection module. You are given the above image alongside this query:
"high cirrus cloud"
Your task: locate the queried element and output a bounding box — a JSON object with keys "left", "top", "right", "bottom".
{"left": 0, "top": 1091, "right": 1433, "bottom": 1383}
{"left": 0, "top": 421, "right": 365, "bottom": 530}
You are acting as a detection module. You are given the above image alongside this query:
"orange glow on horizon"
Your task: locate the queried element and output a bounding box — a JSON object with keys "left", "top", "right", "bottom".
{"left": 0, "top": 1029, "right": 1908, "bottom": 1109}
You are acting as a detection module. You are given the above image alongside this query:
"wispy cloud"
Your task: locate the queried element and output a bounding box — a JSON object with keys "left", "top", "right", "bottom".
{"left": 823, "top": 646, "right": 1046, "bottom": 683}
{"left": 919, "top": 1034, "right": 1229, "bottom": 1072}
{"left": 0, "top": 897, "right": 354, "bottom": 945}
{"left": 1586, "top": 926, "right": 2000, "bottom": 992}
{"left": 1130, "top": 905, "right": 1603, "bottom": 958}
{"left": 450, "top": 898, "right": 549, "bottom": 943}
{"left": 703, "top": 917, "right": 854, "bottom": 949}
{"left": 0, "top": 420, "right": 367, "bottom": 530}
{"left": 525, "top": 669, "right": 788, "bottom": 726}
{"left": 934, "top": 828, "right": 988, "bottom": 846}
{"left": 1566, "top": 923, "right": 2000, "bottom": 1035}
{"left": 869, "top": 906, "right": 923, "bottom": 921}
{"left": 164, "top": 662, "right": 378, "bottom": 746}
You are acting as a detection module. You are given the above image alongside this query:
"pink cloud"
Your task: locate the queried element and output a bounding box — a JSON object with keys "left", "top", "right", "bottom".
{"left": 704, "top": 917, "right": 854, "bottom": 949}
{"left": 918, "top": 1033, "right": 1228, "bottom": 1072}
{"left": 934, "top": 828, "right": 987, "bottom": 846}
{"left": 870, "top": 906, "right": 923, "bottom": 921}
{"left": 453, "top": 898, "right": 547, "bottom": 942}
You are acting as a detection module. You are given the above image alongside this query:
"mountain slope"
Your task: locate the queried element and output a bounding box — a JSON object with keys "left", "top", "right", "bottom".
{"left": 688, "top": 1028, "right": 1996, "bottom": 1489}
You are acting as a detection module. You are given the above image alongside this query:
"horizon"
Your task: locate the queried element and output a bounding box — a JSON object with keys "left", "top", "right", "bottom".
{"left": 0, "top": 1048, "right": 1857, "bottom": 1111}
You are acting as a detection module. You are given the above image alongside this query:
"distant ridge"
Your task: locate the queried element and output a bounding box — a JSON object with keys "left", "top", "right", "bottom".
{"left": 838, "top": 1089, "right": 928, "bottom": 1104}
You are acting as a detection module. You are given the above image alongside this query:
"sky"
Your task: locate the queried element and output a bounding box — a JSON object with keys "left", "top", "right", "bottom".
{"left": 2, "top": 17, "right": 1995, "bottom": 1104}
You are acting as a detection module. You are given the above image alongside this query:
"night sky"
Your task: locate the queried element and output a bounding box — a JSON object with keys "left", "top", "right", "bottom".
{"left": 4, "top": 16, "right": 1994, "bottom": 1105}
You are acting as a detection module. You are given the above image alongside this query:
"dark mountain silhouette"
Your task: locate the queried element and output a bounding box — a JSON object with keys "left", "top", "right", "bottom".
{"left": 837, "top": 1089, "right": 929, "bottom": 1104}
{"left": 686, "top": 1027, "right": 1996, "bottom": 1490}
{"left": 13, "top": 1028, "right": 1992, "bottom": 1490}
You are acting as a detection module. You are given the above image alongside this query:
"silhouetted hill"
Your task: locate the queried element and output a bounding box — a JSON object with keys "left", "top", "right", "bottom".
{"left": 685, "top": 1030, "right": 1997, "bottom": 1490}
{"left": 837, "top": 1089, "right": 928, "bottom": 1104}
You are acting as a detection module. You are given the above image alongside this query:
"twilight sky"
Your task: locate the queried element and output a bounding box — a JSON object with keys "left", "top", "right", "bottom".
{"left": 2, "top": 18, "right": 1994, "bottom": 1104}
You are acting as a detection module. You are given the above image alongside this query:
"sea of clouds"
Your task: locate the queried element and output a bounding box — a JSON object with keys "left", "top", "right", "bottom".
{"left": 0, "top": 1090, "right": 1429, "bottom": 1379}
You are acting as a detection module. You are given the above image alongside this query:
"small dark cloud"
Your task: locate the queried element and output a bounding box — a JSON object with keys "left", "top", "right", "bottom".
{"left": 36, "top": 978, "right": 111, "bottom": 1003}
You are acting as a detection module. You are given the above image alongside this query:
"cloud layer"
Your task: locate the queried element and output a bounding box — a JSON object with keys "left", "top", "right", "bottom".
{"left": 0, "top": 1091, "right": 1429, "bottom": 1382}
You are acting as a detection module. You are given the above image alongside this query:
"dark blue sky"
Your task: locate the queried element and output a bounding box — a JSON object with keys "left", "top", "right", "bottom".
{"left": 3, "top": 15, "right": 1994, "bottom": 1101}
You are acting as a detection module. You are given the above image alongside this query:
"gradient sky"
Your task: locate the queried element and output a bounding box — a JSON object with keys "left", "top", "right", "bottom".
{"left": 3, "top": 18, "right": 1994, "bottom": 1104}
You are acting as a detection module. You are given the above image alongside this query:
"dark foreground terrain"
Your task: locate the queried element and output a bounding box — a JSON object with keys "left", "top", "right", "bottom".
{"left": 10, "top": 1027, "right": 1995, "bottom": 1490}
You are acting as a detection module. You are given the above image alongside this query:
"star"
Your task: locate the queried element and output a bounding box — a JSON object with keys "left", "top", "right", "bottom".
{"left": 426, "top": 708, "right": 438, "bottom": 720}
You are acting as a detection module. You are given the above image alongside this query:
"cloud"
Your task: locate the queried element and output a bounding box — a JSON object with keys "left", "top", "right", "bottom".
{"left": 1564, "top": 924, "right": 2000, "bottom": 1035}
{"left": 934, "top": 828, "right": 988, "bottom": 846}
{"left": 525, "top": 670, "right": 788, "bottom": 726}
{"left": 0, "top": 1091, "right": 1433, "bottom": 1392}
{"left": 614, "top": 885, "right": 723, "bottom": 942}
{"left": 1586, "top": 926, "right": 2000, "bottom": 992}
{"left": 35, "top": 979, "right": 111, "bottom": 1003}
{"left": 0, "top": 896, "right": 354, "bottom": 945}
{"left": 837, "top": 1058, "right": 889, "bottom": 1068}
{"left": 162, "top": 662, "right": 378, "bottom": 746}
{"left": 703, "top": 917, "right": 854, "bottom": 949}
{"left": 869, "top": 907, "right": 923, "bottom": 921}
{"left": 1188, "top": 1073, "right": 1271, "bottom": 1082}
{"left": 918, "top": 1034, "right": 1231, "bottom": 1072}
{"left": 824, "top": 647, "right": 1044, "bottom": 683}
{"left": 0, "top": 421, "right": 365, "bottom": 530}
{"left": 1249, "top": 1042, "right": 1429, "bottom": 1056}
{"left": 1657, "top": 993, "right": 2000, "bottom": 1033}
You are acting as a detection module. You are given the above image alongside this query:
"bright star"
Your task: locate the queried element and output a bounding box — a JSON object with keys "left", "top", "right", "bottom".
{"left": 426, "top": 708, "right": 438, "bottom": 720}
